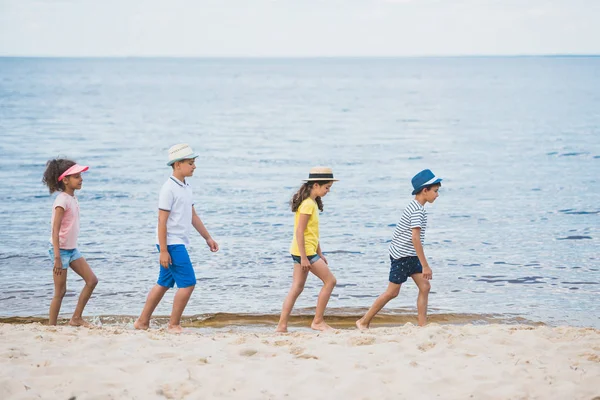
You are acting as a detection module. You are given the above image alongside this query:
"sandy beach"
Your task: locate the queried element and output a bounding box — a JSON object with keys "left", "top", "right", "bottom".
{"left": 1, "top": 323, "right": 598, "bottom": 400}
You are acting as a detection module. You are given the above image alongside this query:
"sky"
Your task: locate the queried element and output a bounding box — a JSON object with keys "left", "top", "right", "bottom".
{"left": 0, "top": 0, "right": 598, "bottom": 57}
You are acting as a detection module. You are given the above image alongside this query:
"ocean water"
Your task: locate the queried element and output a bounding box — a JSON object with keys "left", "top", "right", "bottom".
{"left": 0, "top": 57, "right": 598, "bottom": 328}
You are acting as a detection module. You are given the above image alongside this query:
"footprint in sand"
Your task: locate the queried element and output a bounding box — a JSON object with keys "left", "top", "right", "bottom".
{"left": 239, "top": 349, "right": 257, "bottom": 357}
{"left": 349, "top": 336, "right": 376, "bottom": 346}
{"left": 235, "top": 337, "right": 248, "bottom": 345}
{"left": 273, "top": 340, "right": 292, "bottom": 347}
{"left": 296, "top": 353, "right": 319, "bottom": 360}
{"left": 287, "top": 346, "right": 318, "bottom": 359}
{"left": 581, "top": 353, "right": 600, "bottom": 362}
{"left": 417, "top": 342, "right": 436, "bottom": 352}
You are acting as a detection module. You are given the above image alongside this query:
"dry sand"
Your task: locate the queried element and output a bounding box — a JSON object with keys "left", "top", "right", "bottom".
{"left": 1, "top": 323, "right": 599, "bottom": 400}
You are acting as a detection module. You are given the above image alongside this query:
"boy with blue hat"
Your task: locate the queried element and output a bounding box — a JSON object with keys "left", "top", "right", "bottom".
{"left": 134, "top": 144, "right": 219, "bottom": 333}
{"left": 356, "top": 169, "right": 442, "bottom": 329}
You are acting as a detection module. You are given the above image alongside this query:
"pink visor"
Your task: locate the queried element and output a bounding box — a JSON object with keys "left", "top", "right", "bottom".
{"left": 58, "top": 164, "right": 89, "bottom": 182}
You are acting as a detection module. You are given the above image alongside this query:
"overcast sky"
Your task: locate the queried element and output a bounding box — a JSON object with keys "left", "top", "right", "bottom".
{"left": 1, "top": 0, "right": 598, "bottom": 57}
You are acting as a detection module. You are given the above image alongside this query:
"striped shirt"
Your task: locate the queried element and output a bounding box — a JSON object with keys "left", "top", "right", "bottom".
{"left": 389, "top": 199, "right": 427, "bottom": 259}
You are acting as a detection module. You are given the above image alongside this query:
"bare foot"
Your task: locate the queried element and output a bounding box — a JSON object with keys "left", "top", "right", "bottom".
{"left": 167, "top": 324, "right": 184, "bottom": 334}
{"left": 275, "top": 325, "right": 288, "bottom": 333}
{"left": 355, "top": 319, "right": 369, "bottom": 331}
{"left": 133, "top": 319, "right": 149, "bottom": 330}
{"left": 311, "top": 321, "right": 334, "bottom": 332}
{"left": 69, "top": 317, "right": 93, "bottom": 328}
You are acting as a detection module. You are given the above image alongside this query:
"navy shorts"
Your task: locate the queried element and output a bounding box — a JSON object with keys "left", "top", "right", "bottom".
{"left": 291, "top": 254, "right": 321, "bottom": 264}
{"left": 156, "top": 244, "right": 197, "bottom": 289}
{"left": 389, "top": 256, "right": 423, "bottom": 284}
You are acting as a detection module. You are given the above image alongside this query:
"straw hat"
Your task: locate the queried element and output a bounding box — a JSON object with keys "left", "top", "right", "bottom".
{"left": 303, "top": 166, "right": 339, "bottom": 182}
{"left": 167, "top": 144, "right": 198, "bottom": 166}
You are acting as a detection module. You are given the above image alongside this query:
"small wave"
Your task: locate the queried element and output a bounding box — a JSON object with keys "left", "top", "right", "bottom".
{"left": 557, "top": 235, "right": 592, "bottom": 240}
{"left": 476, "top": 276, "right": 545, "bottom": 284}
{"left": 558, "top": 209, "right": 599, "bottom": 215}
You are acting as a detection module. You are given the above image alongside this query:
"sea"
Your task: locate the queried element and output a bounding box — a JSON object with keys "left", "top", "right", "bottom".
{"left": 0, "top": 57, "right": 598, "bottom": 329}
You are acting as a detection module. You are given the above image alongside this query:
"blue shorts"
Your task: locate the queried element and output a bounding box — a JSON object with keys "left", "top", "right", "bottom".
{"left": 48, "top": 248, "right": 82, "bottom": 269}
{"left": 156, "top": 244, "right": 197, "bottom": 289}
{"left": 291, "top": 254, "right": 321, "bottom": 264}
{"left": 389, "top": 256, "right": 423, "bottom": 284}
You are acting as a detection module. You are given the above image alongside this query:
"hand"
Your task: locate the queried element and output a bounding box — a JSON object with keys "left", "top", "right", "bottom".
{"left": 422, "top": 266, "right": 433, "bottom": 280}
{"left": 300, "top": 256, "right": 311, "bottom": 271}
{"left": 159, "top": 250, "right": 171, "bottom": 269}
{"left": 53, "top": 257, "right": 63, "bottom": 276}
{"left": 206, "top": 238, "right": 219, "bottom": 252}
{"left": 319, "top": 254, "right": 328, "bottom": 265}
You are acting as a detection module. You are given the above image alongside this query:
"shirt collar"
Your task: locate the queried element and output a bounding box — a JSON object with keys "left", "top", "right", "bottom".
{"left": 169, "top": 176, "right": 188, "bottom": 187}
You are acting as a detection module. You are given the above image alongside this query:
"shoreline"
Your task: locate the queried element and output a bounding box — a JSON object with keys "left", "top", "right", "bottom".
{"left": 1, "top": 323, "right": 598, "bottom": 399}
{"left": 0, "top": 310, "right": 544, "bottom": 330}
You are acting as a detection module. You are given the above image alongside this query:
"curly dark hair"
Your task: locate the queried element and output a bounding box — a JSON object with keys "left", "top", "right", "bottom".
{"left": 42, "top": 158, "right": 76, "bottom": 194}
{"left": 290, "top": 181, "right": 332, "bottom": 212}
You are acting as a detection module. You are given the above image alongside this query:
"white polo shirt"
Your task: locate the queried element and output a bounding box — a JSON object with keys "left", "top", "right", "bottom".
{"left": 157, "top": 176, "right": 194, "bottom": 246}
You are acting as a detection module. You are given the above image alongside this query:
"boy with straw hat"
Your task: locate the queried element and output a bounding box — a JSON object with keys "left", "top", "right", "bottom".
{"left": 135, "top": 144, "right": 219, "bottom": 333}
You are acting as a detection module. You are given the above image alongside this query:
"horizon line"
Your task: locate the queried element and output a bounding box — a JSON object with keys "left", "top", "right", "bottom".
{"left": 1, "top": 54, "right": 599, "bottom": 59}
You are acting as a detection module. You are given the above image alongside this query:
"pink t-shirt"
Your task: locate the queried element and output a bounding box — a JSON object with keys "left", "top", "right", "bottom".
{"left": 50, "top": 192, "right": 80, "bottom": 249}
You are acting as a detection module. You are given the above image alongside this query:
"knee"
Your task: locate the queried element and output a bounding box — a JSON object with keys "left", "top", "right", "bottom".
{"left": 419, "top": 281, "right": 431, "bottom": 294}
{"left": 291, "top": 284, "right": 305, "bottom": 296}
{"left": 55, "top": 286, "right": 67, "bottom": 298}
{"left": 385, "top": 288, "right": 400, "bottom": 299}
{"left": 325, "top": 276, "right": 337, "bottom": 289}
{"left": 87, "top": 275, "right": 99, "bottom": 289}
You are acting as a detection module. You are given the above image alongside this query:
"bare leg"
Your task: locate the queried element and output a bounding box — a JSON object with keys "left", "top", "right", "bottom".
{"left": 307, "top": 259, "right": 336, "bottom": 331}
{"left": 134, "top": 284, "right": 170, "bottom": 330}
{"left": 168, "top": 286, "right": 195, "bottom": 333}
{"left": 276, "top": 264, "right": 309, "bottom": 332}
{"left": 49, "top": 268, "right": 68, "bottom": 325}
{"left": 411, "top": 273, "right": 431, "bottom": 326}
{"left": 356, "top": 282, "right": 401, "bottom": 330}
{"left": 69, "top": 257, "right": 98, "bottom": 327}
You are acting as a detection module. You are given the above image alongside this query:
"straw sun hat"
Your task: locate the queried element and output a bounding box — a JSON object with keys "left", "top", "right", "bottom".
{"left": 303, "top": 166, "right": 339, "bottom": 182}
{"left": 167, "top": 144, "right": 199, "bottom": 166}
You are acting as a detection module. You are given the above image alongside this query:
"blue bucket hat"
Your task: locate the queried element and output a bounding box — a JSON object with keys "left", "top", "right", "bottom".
{"left": 411, "top": 169, "right": 442, "bottom": 195}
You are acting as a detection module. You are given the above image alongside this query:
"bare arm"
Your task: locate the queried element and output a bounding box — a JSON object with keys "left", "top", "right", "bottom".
{"left": 192, "top": 206, "right": 219, "bottom": 252}
{"left": 158, "top": 209, "right": 171, "bottom": 268}
{"left": 316, "top": 242, "right": 328, "bottom": 265}
{"left": 296, "top": 213, "right": 311, "bottom": 270}
{"left": 412, "top": 227, "right": 432, "bottom": 280}
{"left": 51, "top": 207, "right": 65, "bottom": 275}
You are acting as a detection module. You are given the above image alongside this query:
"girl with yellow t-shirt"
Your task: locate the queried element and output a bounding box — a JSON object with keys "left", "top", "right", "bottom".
{"left": 276, "top": 167, "right": 339, "bottom": 332}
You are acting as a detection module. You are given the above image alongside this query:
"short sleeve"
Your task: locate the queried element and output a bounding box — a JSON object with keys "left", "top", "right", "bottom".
{"left": 53, "top": 193, "right": 69, "bottom": 211}
{"left": 158, "top": 185, "right": 174, "bottom": 211}
{"left": 410, "top": 209, "right": 425, "bottom": 229}
{"left": 298, "top": 199, "right": 315, "bottom": 215}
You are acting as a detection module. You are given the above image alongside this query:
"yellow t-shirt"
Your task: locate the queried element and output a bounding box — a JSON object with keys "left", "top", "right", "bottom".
{"left": 290, "top": 198, "right": 320, "bottom": 256}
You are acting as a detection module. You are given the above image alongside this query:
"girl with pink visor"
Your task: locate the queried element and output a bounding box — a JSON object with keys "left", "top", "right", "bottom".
{"left": 42, "top": 158, "right": 98, "bottom": 327}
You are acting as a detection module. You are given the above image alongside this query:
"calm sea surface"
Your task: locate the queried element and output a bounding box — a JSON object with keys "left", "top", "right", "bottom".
{"left": 0, "top": 57, "right": 598, "bottom": 328}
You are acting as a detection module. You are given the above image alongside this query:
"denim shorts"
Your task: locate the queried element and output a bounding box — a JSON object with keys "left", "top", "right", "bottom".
{"left": 291, "top": 254, "right": 321, "bottom": 264}
{"left": 389, "top": 256, "right": 423, "bottom": 284}
{"left": 156, "top": 244, "right": 197, "bottom": 289}
{"left": 48, "top": 248, "right": 83, "bottom": 269}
